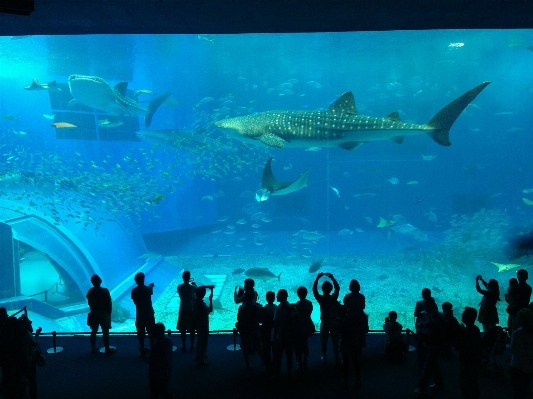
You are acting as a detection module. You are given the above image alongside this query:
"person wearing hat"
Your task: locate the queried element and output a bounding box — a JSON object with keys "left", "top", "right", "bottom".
{"left": 509, "top": 308, "right": 533, "bottom": 399}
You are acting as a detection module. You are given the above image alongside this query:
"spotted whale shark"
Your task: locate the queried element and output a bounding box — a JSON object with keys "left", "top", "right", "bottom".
{"left": 68, "top": 74, "right": 170, "bottom": 128}
{"left": 216, "top": 81, "right": 490, "bottom": 150}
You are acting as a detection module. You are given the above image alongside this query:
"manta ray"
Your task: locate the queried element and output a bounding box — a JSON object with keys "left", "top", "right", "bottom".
{"left": 216, "top": 81, "right": 490, "bottom": 150}
{"left": 24, "top": 78, "right": 60, "bottom": 91}
{"left": 67, "top": 74, "right": 170, "bottom": 128}
{"left": 255, "top": 157, "right": 310, "bottom": 201}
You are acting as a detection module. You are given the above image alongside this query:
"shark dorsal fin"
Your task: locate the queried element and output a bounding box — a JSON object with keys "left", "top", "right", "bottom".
{"left": 385, "top": 111, "right": 402, "bottom": 122}
{"left": 328, "top": 92, "right": 358, "bottom": 115}
{"left": 114, "top": 82, "right": 129, "bottom": 97}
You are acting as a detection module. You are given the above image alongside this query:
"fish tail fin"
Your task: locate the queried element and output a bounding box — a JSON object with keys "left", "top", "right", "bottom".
{"left": 425, "top": 81, "right": 490, "bottom": 146}
{"left": 277, "top": 272, "right": 282, "bottom": 282}
{"left": 145, "top": 92, "right": 171, "bottom": 128}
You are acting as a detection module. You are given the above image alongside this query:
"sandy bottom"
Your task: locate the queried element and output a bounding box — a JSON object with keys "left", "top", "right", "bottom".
{"left": 153, "top": 253, "right": 513, "bottom": 331}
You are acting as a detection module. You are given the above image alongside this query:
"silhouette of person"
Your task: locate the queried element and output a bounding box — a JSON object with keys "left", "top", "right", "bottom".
{"left": 383, "top": 310, "right": 405, "bottom": 361}
{"left": 86, "top": 274, "right": 115, "bottom": 354}
{"left": 509, "top": 308, "right": 533, "bottom": 399}
{"left": 234, "top": 278, "right": 258, "bottom": 304}
{"left": 237, "top": 290, "right": 263, "bottom": 368}
{"left": 414, "top": 288, "right": 437, "bottom": 366}
{"left": 343, "top": 279, "right": 365, "bottom": 311}
{"left": 475, "top": 275, "right": 500, "bottom": 332}
{"left": 131, "top": 272, "right": 155, "bottom": 357}
{"left": 414, "top": 297, "right": 444, "bottom": 396}
{"left": 441, "top": 302, "right": 460, "bottom": 357}
{"left": 340, "top": 300, "right": 368, "bottom": 387}
{"left": 294, "top": 286, "right": 314, "bottom": 370}
{"left": 455, "top": 306, "right": 482, "bottom": 399}
{"left": 0, "top": 307, "right": 8, "bottom": 394}
{"left": 193, "top": 286, "right": 213, "bottom": 366}
{"left": 260, "top": 291, "right": 277, "bottom": 370}
{"left": 149, "top": 322, "right": 173, "bottom": 399}
{"left": 312, "top": 272, "right": 341, "bottom": 365}
{"left": 505, "top": 278, "right": 520, "bottom": 337}
{"left": 512, "top": 269, "right": 533, "bottom": 333}
{"left": 272, "top": 289, "right": 296, "bottom": 381}
{"left": 176, "top": 271, "right": 197, "bottom": 351}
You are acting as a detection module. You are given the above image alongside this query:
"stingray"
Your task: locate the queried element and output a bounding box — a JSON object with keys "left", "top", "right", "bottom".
{"left": 255, "top": 157, "right": 311, "bottom": 201}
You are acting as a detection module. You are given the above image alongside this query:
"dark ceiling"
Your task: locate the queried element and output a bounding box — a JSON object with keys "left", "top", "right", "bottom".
{"left": 1, "top": 0, "right": 533, "bottom": 36}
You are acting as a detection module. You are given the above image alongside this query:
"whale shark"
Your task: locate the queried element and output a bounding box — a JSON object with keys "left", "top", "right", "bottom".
{"left": 216, "top": 81, "right": 490, "bottom": 150}
{"left": 67, "top": 74, "right": 170, "bottom": 128}
{"left": 255, "top": 157, "right": 310, "bottom": 201}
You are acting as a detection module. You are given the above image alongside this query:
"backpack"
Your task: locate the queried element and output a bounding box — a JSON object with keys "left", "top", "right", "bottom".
{"left": 415, "top": 311, "right": 443, "bottom": 345}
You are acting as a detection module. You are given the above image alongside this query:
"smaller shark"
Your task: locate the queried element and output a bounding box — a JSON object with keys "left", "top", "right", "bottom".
{"left": 68, "top": 74, "right": 170, "bottom": 128}
{"left": 256, "top": 157, "right": 310, "bottom": 201}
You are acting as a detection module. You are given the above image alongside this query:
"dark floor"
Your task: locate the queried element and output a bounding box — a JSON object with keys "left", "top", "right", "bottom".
{"left": 28, "top": 333, "right": 515, "bottom": 399}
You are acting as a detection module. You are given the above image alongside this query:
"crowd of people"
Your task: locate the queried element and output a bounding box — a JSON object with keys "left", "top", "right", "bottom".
{"left": 0, "top": 267, "right": 532, "bottom": 399}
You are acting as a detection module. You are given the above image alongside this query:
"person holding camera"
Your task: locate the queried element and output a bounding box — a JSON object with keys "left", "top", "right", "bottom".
{"left": 193, "top": 285, "right": 213, "bottom": 366}
{"left": 475, "top": 274, "right": 500, "bottom": 333}
{"left": 177, "top": 271, "right": 197, "bottom": 351}
{"left": 131, "top": 272, "right": 156, "bottom": 357}
{"left": 312, "top": 272, "right": 341, "bottom": 365}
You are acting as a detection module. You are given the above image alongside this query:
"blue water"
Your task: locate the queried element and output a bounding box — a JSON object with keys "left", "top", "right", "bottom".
{"left": 0, "top": 31, "right": 532, "bottom": 332}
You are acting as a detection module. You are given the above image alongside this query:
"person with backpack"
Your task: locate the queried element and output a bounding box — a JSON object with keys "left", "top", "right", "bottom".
{"left": 312, "top": 272, "right": 341, "bottom": 365}
{"left": 340, "top": 300, "right": 368, "bottom": 387}
{"left": 236, "top": 290, "right": 263, "bottom": 369}
{"left": 414, "top": 288, "right": 437, "bottom": 366}
{"left": 509, "top": 308, "right": 533, "bottom": 399}
{"left": 294, "top": 286, "right": 314, "bottom": 370}
{"left": 414, "top": 297, "right": 445, "bottom": 396}
{"left": 272, "top": 289, "right": 297, "bottom": 381}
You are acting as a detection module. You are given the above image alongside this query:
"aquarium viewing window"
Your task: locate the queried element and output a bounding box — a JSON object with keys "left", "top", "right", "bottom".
{"left": 0, "top": 31, "right": 531, "bottom": 333}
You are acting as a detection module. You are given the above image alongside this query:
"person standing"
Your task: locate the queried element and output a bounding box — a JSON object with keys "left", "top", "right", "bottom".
{"left": 509, "top": 308, "right": 533, "bottom": 399}
{"left": 131, "top": 272, "right": 156, "bottom": 357}
{"left": 176, "top": 271, "right": 197, "bottom": 351}
{"left": 149, "top": 323, "right": 173, "bottom": 399}
{"left": 294, "top": 286, "right": 314, "bottom": 370}
{"left": 414, "top": 288, "right": 436, "bottom": 366}
{"left": 272, "top": 289, "right": 296, "bottom": 381}
{"left": 312, "top": 272, "right": 341, "bottom": 365}
{"left": 455, "top": 307, "right": 482, "bottom": 399}
{"left": 193, "top": 286, "right": 213, "bottom": 366}
{"left": 86, "top": 274, "right": 115, "bottom": 354}
{"left": 475, "top": 275, "right": 500, "bottom": 332}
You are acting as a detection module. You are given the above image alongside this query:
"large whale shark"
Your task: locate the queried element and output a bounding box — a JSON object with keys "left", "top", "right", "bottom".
{"left": 68, "top": 74, "right": 170, "bottom": 128}
{"left": 216, "top": 81, "right": 490, "bottom": 150}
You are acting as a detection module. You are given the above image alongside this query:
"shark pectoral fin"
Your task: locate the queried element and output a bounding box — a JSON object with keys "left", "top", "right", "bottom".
{"left": 260, "top": 133, "right": 285, "bottom": 149}
{"left": 328, "top": 92, "right": 358, "bottom": 115}
{"left": 426, "top": 81, "right": 490, "bottom": 146}
{"left": 114, "top": 82, "right": 129, "bottom": 97}
{"left": 385, "top": 111, "right": 402, "bottom": 122}
{"left": 390, "top": 135, "right": 405, "bottom": 144}
{"left": 338, "top": 141, "right": 363, "bottom": 151}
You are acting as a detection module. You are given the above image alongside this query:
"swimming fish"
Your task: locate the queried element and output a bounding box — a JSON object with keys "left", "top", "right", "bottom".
{"left": 308, "top": 258, "right": 323, "bottom": 273}
{"left": 330, "top": 186, "right": 340, "bottom": 198}
{"left": 244, "top": 268, "right": 282, "bottom": 282}
{"left": 490, "top": 262, "right": 522, "bottom": 273}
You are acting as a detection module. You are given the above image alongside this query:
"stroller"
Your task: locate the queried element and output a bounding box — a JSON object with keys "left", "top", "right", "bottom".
{"left": 481, "top": 326, "right": 507, "bottom": 373}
